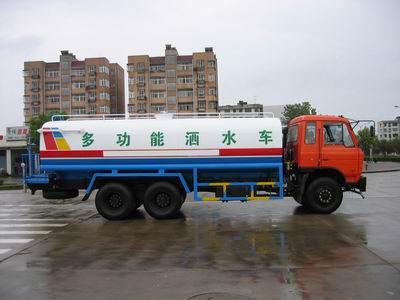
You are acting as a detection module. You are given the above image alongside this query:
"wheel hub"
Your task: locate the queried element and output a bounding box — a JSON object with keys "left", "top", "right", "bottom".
{"left": 155, "top": 192, "right": 171, "bottom": 208}
{"left": 318, "top": 188, "right": 333, "bottom": 204}
{"left": 108, "top": 193, "right": 123, "bottom": 209}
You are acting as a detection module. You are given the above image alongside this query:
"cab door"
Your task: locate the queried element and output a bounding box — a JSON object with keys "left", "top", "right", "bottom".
{"left": 299, "top": 121, "right": 319, "bottom": 168}
{"left": 320, "top": 122, "right": 359, "bottom": 183}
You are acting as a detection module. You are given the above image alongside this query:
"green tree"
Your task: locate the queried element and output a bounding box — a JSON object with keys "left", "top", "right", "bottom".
{"left": 357, "top": 127, "right": 377, "bottom": 157}
{"left": 282, "top": 101, "right": 317, "bottom": 124}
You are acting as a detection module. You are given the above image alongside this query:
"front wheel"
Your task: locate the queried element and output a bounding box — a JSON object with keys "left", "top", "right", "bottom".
{"left": 304, "top": 177, "right": 343, "bottom": 214}
{"left": 95, "top": 183, "right": 136, "bottom": 220}
{"left": 143, "top": 182, "right": 182, "bottom": 219}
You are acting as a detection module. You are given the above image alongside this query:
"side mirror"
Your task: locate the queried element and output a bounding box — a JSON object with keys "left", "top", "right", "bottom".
{"left": 370, "top": 126, "right": 375, "bottom": 137}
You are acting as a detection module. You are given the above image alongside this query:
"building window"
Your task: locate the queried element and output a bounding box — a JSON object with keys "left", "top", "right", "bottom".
{"left": 150, "top": 64, "right": 165, "bottom": 72}
{"left": 88, "top": 105, "right": 97, "bottom": 114}
{"left": 150, "top": 77, "right": 166, "bottom": 84}
{"left": 72, "top": 108, "right": 86, "bottom": 115}
{"left": 32, "top": 94, "right": 40, "bottom": 101}
{"left": 46, "top": 96, "right": 60, "bottom": 103}
{"left": 177, "top": 76, "right": 193, "bottom": 84}
{"left": 88, "top": 65, "right": 96, "bottom": 74}
{"left": 196, "top": 60, "right": 204, "bottom": 67}
{"left": 87, "top": 92, "right": 96, "bottom": 101}
{"left": 71, "top": 69, "right": 85, "bottom": 76}
{"left": 31, "top": 81, "right": 39, "bottom": 90}
{"left": 99, "top": 65, "right": 109, "bottom": 74}
{"left": 138, "top": 76, "right": 145, "bottom": 84}
{"left": 151, "top": 91, "right": 166, "bottom": 99}
{"left": 208, "top": 74, "right": 215, "bottom": 82}
{"left": 137, "top": 62, "right": 145, "bottom": 72}
{"left": 208, "top": 60, "right": 215, "bottom": 68}
{"left": 61, "top": 88, "right": 70, "bottom": 96}
{"left": 197, "top": 73, "right": 205, "bottom": 81}
{"left": 138, "top": 103, "right": 146, "bottom": 111}
{"left": 208, "top": 88, "right": 216, "bottom": 95}
{"left": 88, "top": 79, "right": 96, "bottom": 88}
{"left": 127, "top": 64, "right": 134, "bottom": 72}
{"left": 72, "top": 94, "right": 85, "bottom": 102}
{"left": 32, "top": 107, "right": 40, "bottom": 116}
{"left": 177, "top": 63, "right": 192, "bottom": 71}
{"left": 198, "top": 89, "right": 205, "bottom": 97}
{"left": 46, "top": 70, "right": 59, "bottom": 77}
{"left": 178, "top": 89, "right": 193, "bottom": 97}
{"left": 198, "top": 100, "right": 206, "bottom": 109}
{"left": 99, "top": 92, "right": 110, "bottom": 100}
{"left": 129, "top": 91, "right": 135, "bottom": 99}
{"left": 46, "top": 82, "right": 60, "bottom": 90}
{"left": 100, "top": 105, "right": 110, "bottom": 113}
{"left": 99, "top": 79, "right": 110, "bottom": 87}
{"left": 138, "top": 89, "right": 145, "bottom": 98}
{"left": 128, "top": 104, "right": 135, "bottom": 113}
{"left": 128, "top": 78, "right": 135, "bottom": 85}
{"left": 178, "top": 103, "right": 193, "bottom": 111}
{"left": 208, "top": 101, "right": 217, "bottom": 109}
{"left": 31, "top": 68, "right": 39, "bottom": 76}
{"left": 151, "top": 104, "right": 166, "bottom": 112}
{"left": 72, "top": 81, "right": 85, "bottom": 89}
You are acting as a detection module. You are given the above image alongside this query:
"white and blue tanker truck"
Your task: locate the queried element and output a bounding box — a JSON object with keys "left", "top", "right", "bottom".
{"left": 24, "top": 112, "right": 366, "bottom": 219}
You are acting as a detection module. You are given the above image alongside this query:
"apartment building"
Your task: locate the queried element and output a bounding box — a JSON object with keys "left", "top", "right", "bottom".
{"left": 23, "top": 50, "right": 125, "bottom": 123}
{"left": 127, "top": 45, "right": 218, "bottom": 114}
{"left": 377, "top": 116, "right": 400, "bottom": 140}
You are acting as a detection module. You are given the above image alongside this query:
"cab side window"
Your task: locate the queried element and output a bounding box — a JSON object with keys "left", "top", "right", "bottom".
{"left": 323, "top": 123, "right": 355, "bottom": 147}
{"left": 324, "top": 123, "right": 343, "bottom": 145}
{"left": 305, "top": 122, "right": 316, "bottom": 144}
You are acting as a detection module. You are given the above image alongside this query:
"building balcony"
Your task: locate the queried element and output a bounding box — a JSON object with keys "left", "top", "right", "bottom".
{"left": 86, "top": 84, "right": 97, "bottom": 90}
{"left": 89, "top": 71, "right": 96, "bottom": 76}
{"left": 31, "top": 74, "right": 40, "bottom": 79}
{"left": 137, "top": 82, "right": 146, "bottom": 87}
{"left": 31, "top": 87, "right": 40, "bottom": 92}
{"left": 137, "top": 69, "right": 145, "bottom": 73}
{"left": 137, "top": 96, "right": 147, "bottom": 100}
{"left": 88, "top": 97, "right": 97, "bottom": 103}
{"left": 32, "top": 101, "right": 41, "bottom": 106}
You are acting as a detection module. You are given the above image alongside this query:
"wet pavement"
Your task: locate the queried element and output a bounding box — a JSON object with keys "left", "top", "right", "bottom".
{"left": 0, "top": 172, "right": 399, "bottom": 299}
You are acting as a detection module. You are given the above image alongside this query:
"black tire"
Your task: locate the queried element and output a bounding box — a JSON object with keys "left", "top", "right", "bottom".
{"left": 304, "top": 177, "right": 343, "bottom": 214}
{"left": 95, "top": 183, "right": 136, "bottom": 220}
{"left": 143, "top": 182, "right": 182, "bottom": 219}
{"left": 180, "top": 189, "right": 187, "bottom": 206}
{"left": 43, "top": 189, "right": 79, "bottom": 199}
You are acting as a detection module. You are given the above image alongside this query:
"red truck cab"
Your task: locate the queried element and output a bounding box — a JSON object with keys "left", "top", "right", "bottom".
{"left": 285, "top": 115, "right": 366, "bottom": 213}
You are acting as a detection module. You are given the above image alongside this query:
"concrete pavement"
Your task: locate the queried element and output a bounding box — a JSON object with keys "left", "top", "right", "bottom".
{"left": 0, "top": 171, "right": 399, "bottom": 299}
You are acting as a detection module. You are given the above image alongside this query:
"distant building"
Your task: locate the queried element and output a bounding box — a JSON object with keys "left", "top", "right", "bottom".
{"left": 219, "top": 101, "right": 263, "bottom": 113}
{"left": 127, "top": 44, "right": 218, "bottom": 114}
{"left": 263, "top": 105, "right": 285, "bottom": 120}
{"left": 0, "top": 126, "right": 29, "bottom": 176}
{"left": 23, "top": 50, "right": 125, "bottom": 124}
{"left": 377, "top": 116, "right": 400, "bottom": 140}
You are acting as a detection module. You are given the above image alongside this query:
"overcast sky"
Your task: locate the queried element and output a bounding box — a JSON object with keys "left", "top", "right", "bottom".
{"left": 0, "top": 0, "right": 399, "bottom": 132}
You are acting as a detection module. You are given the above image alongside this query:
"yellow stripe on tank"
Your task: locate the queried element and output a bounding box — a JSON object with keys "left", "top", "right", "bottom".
{"left": 55, "top": 138, "right": 71, "bottom": 150}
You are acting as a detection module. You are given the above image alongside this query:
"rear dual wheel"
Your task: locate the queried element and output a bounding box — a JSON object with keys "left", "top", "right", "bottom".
{"left": 143, "top": 182, "right": 182, "bottom": 219}
{"left": 95, "top": 183, "right": 138, "bottom": 220}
